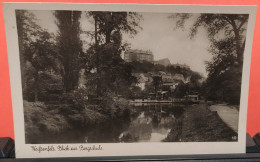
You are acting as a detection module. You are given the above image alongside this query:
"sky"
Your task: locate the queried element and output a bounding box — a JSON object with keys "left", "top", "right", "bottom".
{"left": 29, "top": 10, "right": 212, "bottom": 77}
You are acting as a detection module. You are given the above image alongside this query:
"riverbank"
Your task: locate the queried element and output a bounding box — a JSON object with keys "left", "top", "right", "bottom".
{"left": 23, "top": 98, "right": 133, "bottom": 144}
{"left": 165, "top": 104, "right": 237, "bottom": 142}
{"left": 209, "top": 104, "right": 239, "bottom": 133}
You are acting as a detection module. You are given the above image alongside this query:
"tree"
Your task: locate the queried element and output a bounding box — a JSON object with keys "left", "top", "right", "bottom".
{"left": 152, "top": 76, "right": 162, "bottom": 92}
{"left": 89, "top": 12, "right": 142, "bottom": 44}
{"left": 187, "top": 72, "right": 203, "bottom": 94}
{"left": 55, "top": 11, "right": 83, "bottom": 92}
{"left": 171, "top": 13, "right": 248, "bottom": 64}
{"left": 173, "top": 82, "right": 188, "bottom": 98}
{"left": 85, "top": 12, "right": 143, "bottom": 97}
{"left": 170, "top": 13, "right": 248, "bottom": 104}
{"left": 204, "top": 38, "right": 243, "bottom": 103}
{"left": 191, "top": 14, "right": 248, "bottom": 64}
{"left": 16, "top": 10, "right": 58, "bottom": 101}
{"left": 16, "top": 10, "right": 40, "bottom": 99}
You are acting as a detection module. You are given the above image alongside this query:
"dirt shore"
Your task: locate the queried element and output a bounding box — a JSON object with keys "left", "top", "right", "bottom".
{"left": 165, "top": 103, "right": 237, "bottom": 142}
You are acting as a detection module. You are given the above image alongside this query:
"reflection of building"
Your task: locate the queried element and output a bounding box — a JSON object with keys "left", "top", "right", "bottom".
{"left": 124, "top": 49, "right": 154, "bottom": 63}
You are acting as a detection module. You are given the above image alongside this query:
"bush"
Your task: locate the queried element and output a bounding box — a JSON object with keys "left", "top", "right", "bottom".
{"left": 59, "top": 88, "right": 90, "bottom": 110}
{"left": 67, "top": 108, "right": 108, "bottom": 127}
{"left": 104, "top": 97, "right": 131, "bottom": 119}
{"left": 24, "top": 101, "right": 70, "bottom": 138}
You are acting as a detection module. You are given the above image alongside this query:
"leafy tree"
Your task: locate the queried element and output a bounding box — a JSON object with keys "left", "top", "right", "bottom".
{"left": 173, "top": 82, "right": 188, "bottom": 98}
{"left": 171, "top": 13, "right": 248, "bottom": 64}
{"left": 55, "top": 11, "right": 83, "bottom": 92}
{"left": 89, "top": 12, "right": 142, "bottom": 44}
{"left": 85, "top": 12, "right": 142, "bottom": 97}
{"left": 16, "top": 10, "right": 58, "bottom": 101}
{"left": 205, "top": 38, "right": 243, "bottom": 103}
{"left": 187, "top": 72, "right": 203, "bottom": 93}
{"left": 16, "top": 10, "right": 39, "bottom": 99}
{"left": 152, "top": 76, "right": 162, "bottom": 92}
{"left": 130, "top": 61, "right": 155, "bottom": 73}
{"left": 170, "top": 13, "right": 248, "bottom": 104}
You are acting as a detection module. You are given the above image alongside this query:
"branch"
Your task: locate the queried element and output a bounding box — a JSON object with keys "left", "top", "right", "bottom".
{"left": 229, "top": 18, "right": 238, "bottom": 34}
{"left": 222, "top": 15, "right": 233, "bottom": 25}
{"left": 237, "top": 17, "right": 248, "bottom": 30}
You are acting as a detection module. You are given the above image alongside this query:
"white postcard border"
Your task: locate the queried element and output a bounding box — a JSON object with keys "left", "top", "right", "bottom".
{"left": 3, "top": 3, "right": 257, "bottom": 158}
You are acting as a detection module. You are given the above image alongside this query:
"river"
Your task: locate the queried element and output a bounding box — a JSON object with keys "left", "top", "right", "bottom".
{"left": 31, "top": 103, "right": 185, "bottom": 144}
{"left": 117, "top": 103, "right": 184, "bottom": 142}
{"left": 83, "top": 103, "right": 185, "bottom": 143}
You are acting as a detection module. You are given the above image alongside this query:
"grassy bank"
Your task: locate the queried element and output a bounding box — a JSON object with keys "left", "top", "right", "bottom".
{"left": 209, "top": 104, "right": 239, "bottom": 133}
{"left": 24, "top": 97, "right": 132, "bottom": 143}
{"left": 165, "top": 104, "right": 237, "bottom": 142}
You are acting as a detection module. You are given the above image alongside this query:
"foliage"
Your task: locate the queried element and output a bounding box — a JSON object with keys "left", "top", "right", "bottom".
{"left": 152, "top": 75, "right": 162, "bottom": 92}
{"left": 203, "top": 37, "right": 244, "bottom": 104}
{"left": 122, "top": 85, "right": 142, "bottom": 99}
{"left": 88, "top": 12, "right": 143, "bottom": 44}
{"left": 86, "top": 42, "right": 136, "bottom": 96}
{"left": 24, "top": 71, "right": 63, "bottom": 102}
{"left": 68, "top": 108, "right": 108, "bottom": 127}
{"left": 55, "top": 11, "right": 83, "bottom": 92}
{"left": 59, "top": 88, "right": 90, "bottom": 110}
{"left": 170, "top": 13, "right": 248, "bottom": 104}
{"left": 102, "top": 97, "right": 131, "bottom": 120}
{"left": 85, "top": 12, "right": 142, "bottom": 97}
{"left": 58, "top": 87, "right": 131, "bottom": 123}
{"left": 130, "top": 61, "right": 199, "bottom": 78}
{"left": 173, "top": 82, "right": 188, "bottom": 98}
{"left": 24, "top": 101, "right": 70, "bottom": 138}
{"left": 204, "top": 65, "right": 242, "bottom": 104}
{"left": 20, "top": 11, "right": 139, "bottom": 143}
{"left": 186, "top": 72, "right": 203, "bottom": 94}
{"left": 16, "top": 10, "right": 59, "bottom": 101}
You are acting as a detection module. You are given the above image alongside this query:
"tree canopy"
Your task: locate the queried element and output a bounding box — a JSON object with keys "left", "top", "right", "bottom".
{"left": 85, "top": 12, "right": 143, "bottom": 97}
{"left": 16, "top": 10, "right": 58, "bottom": 101}
{"left": 55, "top": 11, "right": 83, "bottom": 92}
{"left": 171, "top": 13, "right": 248, "bottom": 63}
{"left": 170, "top": 13, "right": 248, "bottom": 104}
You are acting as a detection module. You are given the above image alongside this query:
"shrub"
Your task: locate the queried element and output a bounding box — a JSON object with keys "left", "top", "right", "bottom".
{"left": 23, "top": 101, "right": 70, "bottom": 138}
{"left": 59, "top": 88, "right": 90, "bottom": 110}
{"left": 67, "top": 108, "right": 108, "bottom": 127}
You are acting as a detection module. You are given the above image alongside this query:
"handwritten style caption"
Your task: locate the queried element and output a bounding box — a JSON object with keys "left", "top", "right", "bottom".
{"left": 31, "top": 145, "right": 103, "bottom": 153}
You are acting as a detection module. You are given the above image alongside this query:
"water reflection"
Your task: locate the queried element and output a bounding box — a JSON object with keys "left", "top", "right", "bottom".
{"left": 29, "top": 103, "right": 184, "bottom": 144}
{"left": 118, "top": 103, "right": 183, "bottom": 142}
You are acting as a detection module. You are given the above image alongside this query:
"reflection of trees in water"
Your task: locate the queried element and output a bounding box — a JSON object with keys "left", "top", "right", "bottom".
{"left": 121, "top": 112, "right": 153, "bottom": 142}
{"left": 120, "top": 104, "right": 184, "bottom": 142}
{"left": 86, "top": 120, "right": 131, "bottom": 143}
{"left": 163, "top": 119, "right": 183, "bottom": 142}
{"left": 169, "top": 106, "right": 184, "bottom": 119}
{"left": 37, "top": 118, "right": 132, "bottom": 143}
{"left": 42, "top": 104, "right": 185, "bottom": 143}
{"left": 152, "top": 115, "right": 159, "bottom": 128}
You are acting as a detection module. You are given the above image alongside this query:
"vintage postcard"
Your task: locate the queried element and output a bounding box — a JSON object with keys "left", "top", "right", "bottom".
{"left": 3, "top": 3, "right": 256, "bottom": 158}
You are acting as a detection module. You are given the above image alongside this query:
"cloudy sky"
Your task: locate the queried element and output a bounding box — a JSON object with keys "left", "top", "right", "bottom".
{"left": 29, "top": 10, "right": 212, "bottom": 77}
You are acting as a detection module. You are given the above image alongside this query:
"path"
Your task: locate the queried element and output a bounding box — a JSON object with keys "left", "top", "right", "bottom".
{"left": 209, "top": 104, "right": 239, "bottom": 133}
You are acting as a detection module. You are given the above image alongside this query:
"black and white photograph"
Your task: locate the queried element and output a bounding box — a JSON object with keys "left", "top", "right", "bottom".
{"left": 3, "top": 3, "right": 257, "bottom": 157}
